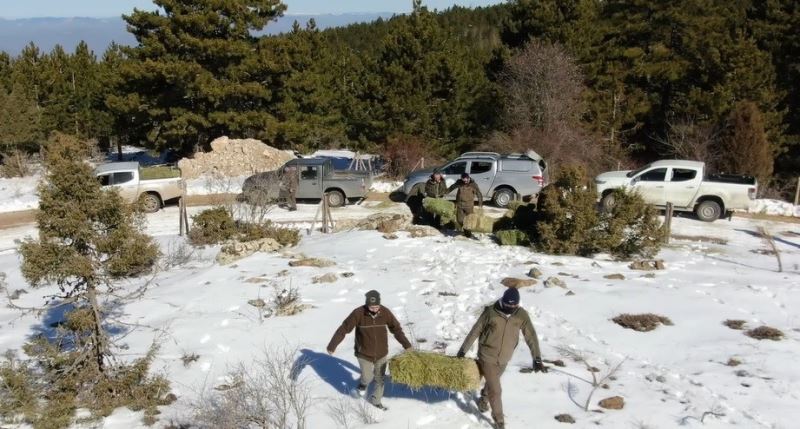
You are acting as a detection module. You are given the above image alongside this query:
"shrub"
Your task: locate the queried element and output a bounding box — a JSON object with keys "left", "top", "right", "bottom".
{"left": 532, "top": 166, "right": 600, "bottom": 256}
{"left": 188, "top": 207, "right": 237, "bottom": 245}
{"left": 745, "top": 326, "right": 783, "bottom": 341}
{"left": 389, "top": 351, "right": 480, "bottom": 391}
{"left": 382, "top": 135, "right": 442, "bottom": 179}
{"left": 496, "top": 229, "right": 530, "bottom": 246}
{"left": 723, "top": 319, "right": 747, "bottom": 330}
{"left": 612, "top": 313, "right": 673, "bottom": 332}
{"left": 0, "top": 150, "right": 33, "bottom": 178}
{"left": 238, "top": 221, "right": 300, "bottom": 247}
{"left": 596, "top": 189, "right": 665, "bottom": 259}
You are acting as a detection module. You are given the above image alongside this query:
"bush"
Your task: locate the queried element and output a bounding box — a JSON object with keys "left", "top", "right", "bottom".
{"left": 496, "top": 229, "right": 530, "bottom": 246}
{"left": 596, "top": 190, "right": 665, "bottom": 259}
{"left": 238, "top": 221, "right": 300, "bottom": 247}
{"left": 0, "top": 150, "right": 33, "bottom": 178}
{"left": 612, "top": 313, "right": 673, "bottom": 332}
{"left": 188, "top": 207, "right": 237, "bottom": 245}
{"left": 532, "top": 166, "right": 600, "bottom": 256}
{"left": 382, "top": 135, "right": 443, "bottom": 179}
{"left": 745, "top": 326, "right": 783, "bottom": 341}
{"left": 723, "top": 319, "right": 747, "bottom": 330}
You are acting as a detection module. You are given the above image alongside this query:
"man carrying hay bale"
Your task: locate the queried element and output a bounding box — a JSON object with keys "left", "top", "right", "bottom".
{"left": 423, "top": 170, "right": 448, "bottom": 227}
{"left": 456, "top": 288, "right": 546, "bottom": 429}
{"left": 447, "top": 173, "right": 483, "bottom": 236}
{"left": 327, "top": 290, "right": 413, "bottom": 410}
{"left": 280, "top": 165, "right": 299, "bottom": 211}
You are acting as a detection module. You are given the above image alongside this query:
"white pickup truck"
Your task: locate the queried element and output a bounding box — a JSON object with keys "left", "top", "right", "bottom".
{"left": 595, "top": 160, "right": 757, "bottom": 222}
{"left": 95, "top": 162, "right": 183, "bottom": 213}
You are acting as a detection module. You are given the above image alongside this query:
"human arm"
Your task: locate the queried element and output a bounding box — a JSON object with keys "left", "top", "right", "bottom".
{"left": 326, "top": 309, "right": 360, "bottom": 353}
{"left": 387, "top": 310, "right": 413, "bottom": 350}
{"left": 457, "top": 308, "right": 490, "bottom": 357}
{"left": 520, "top": 310, "right": 542, "bottom": 361}
{"left": 473, "top": 183, "right": 483, "bottom": 207}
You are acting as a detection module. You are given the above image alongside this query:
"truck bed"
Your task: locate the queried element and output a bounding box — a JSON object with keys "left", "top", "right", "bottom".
{"left": 707, "top": 173, "right": 756, "bottom": 186}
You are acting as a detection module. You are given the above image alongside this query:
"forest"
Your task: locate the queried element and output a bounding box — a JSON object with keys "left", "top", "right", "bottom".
{"left": 0, "top": 0, "right": 797, "bottom": 196}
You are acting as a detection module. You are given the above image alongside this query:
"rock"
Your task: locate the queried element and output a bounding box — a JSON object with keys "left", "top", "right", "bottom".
{"left": 565, "top": 290, "right": 575, "bottom": 296}
{"left": 552, "top": 262, "right": 564, "bottom": 266}
{"left": 591, "top": 261, "right": 602, "bottom": 268}
{"left": 548, "top": 359, "right": 566, "bottom": 367}
{"left": 527, "top": 268, "right": 544, "bottom": 279}
{"left": 501, "top": 277, "right": 537, "bottom": 289}
{"left": 335, "top": 212, "right": 413, "bottom": 233}
{"left": 604, "top": 274, "right": 626, "bottom": 280}
{"left": 312, "top": 273, "right": 339, "bottom": 284}
{"left": 341, "top": 272, "right": 355, "bottom": 278}
{"left": 383, "top": 233, "right": 398, "bottom": 240}
{"left": 734, "top": 370, "right": 751, "bottom": 378}
{"left": 554, "top": 414, "right": 576, "bottom": 424}
{"left": 178, "top": 136, "right": 295, "bottom": 180}
{"left": 405, "top": 225, "right": 442, "bottom": 238}
{"left": 248, "top": 299, "right": 267, "bottom": 308}
{"left": 216, "top": 238, "right": 282, "bottom": 265}
{"left": 544, "top": 277, "right": 567, "bottom": 289}
{"left": 641, "top": 273, "right": 657, "bottom": 279}
{"left": 289, "top": 257, "right": 336, "bottom": 268}
{"left": 598, "top": 396, "right": 625, "bottom": 410}
{"left": 245, "top": 277, "right": 268, "bottom": 284}
{"left": 726, "top": 357, "right": 742, "bottom": 367}
{"left": 629, "top": 260, "right": 666, "bottom": 271}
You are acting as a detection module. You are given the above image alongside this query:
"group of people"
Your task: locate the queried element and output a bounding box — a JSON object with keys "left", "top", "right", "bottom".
{"left": 327, "top": 289, "right": 546, "bottom": 429}
{"left": 412, "top": 170, "right": 484, "bottom": 236}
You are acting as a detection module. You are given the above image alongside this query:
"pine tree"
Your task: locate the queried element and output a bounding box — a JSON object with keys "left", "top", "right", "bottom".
{"left": 108, "top": 0, "right": 287, "bottom": 152}
{"left": 719, "top": 101, "right": 773, "bottom": 186}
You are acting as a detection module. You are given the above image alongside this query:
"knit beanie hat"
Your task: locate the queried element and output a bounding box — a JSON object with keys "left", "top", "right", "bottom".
{"left": 365, "top": 290, "right": 381, "bottom": 306}
{"left": 501, "top": 288, "right": 520, "bottom": 306}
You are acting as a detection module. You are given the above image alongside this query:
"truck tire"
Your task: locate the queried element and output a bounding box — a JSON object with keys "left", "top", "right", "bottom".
{"left": 600, "top": 192, "right": 617, "bottom": 213}
{"left": 492, "top": 188, "right": 515, "bottom": 208}
{"left": 326, "top": 190, "right": 346, "bottom": 208}
{"left": 140, "top": 193, "right": 161, "bottom": 213}
{"left": 695, "top": 200, "right": 721, "bottom": 222}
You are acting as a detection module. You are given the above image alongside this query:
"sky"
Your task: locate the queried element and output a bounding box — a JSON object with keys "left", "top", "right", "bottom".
{"left": 0, "top": 0, "right": 505, "bottom": 19}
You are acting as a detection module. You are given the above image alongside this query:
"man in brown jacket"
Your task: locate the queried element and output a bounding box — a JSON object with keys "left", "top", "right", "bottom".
{"left": 447, "top": 173, "right": 483, "bottom": 235}
{"left": 456, "top": 288, "right": 546, "bottom": 429}
{"left": 281, "top": 166, "right": 299, "bottom": 211}
{"left": 327, "top": 290, "right": 413, "bottom": 410}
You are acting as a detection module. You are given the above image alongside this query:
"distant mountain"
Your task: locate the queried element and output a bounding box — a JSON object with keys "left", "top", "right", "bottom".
{"left": 0, "top": 13, "right": 393, "bottom": 55}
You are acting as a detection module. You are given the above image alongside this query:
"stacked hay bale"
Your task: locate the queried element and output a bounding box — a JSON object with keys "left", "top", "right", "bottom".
{"left": 422, "top": 198, "right": 456, "bottom": 225}
{"left": 178, "top": 136, "right": 295, "bottom": 179}
{"left": 389, "top": 351, "right": 480, "bottom": 391}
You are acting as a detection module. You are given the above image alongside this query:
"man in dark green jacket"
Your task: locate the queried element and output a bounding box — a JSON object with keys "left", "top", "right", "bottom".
{"left": 327, "top": 290, "right": 413, "bottom": 410}
{"left": 422, "top": 170, "right": 448, "bottom": 227}
{"left": 447, "top": 173, "right": 483, "bottom": 234}
{"left": 457, "top": 288, "right": 546, "bottom": 429}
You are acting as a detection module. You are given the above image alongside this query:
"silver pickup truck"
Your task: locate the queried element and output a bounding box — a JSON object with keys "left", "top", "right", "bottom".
{"left": 95, "top": 162, "right": 183, "bottom": 213}
{"left": 595, "top": 160, "right": 757, "bottom": 222}
{"left": 402, "top": 152, "right": 548, "bottom": 208}
{"left": 241, "top": 158, "right": 372, "bottom": 207}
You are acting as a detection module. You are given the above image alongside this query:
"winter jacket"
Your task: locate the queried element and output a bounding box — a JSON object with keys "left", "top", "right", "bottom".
{"left": 458, "top": 302, "right": 541, "bottom": 366}
{"left": 327, "top": 306, "right": 412, "bottom": 362}
{"left": 281, "top": 168, "right": 299, "bottom": 191}
{"left": 424, "top": 177, "right": 448, "bottom": 198}
{"left": 447, "top": 181, "right": 483, "bottom": 207}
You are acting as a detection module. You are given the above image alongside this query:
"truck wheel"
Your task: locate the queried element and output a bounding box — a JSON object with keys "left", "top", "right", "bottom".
{"left": 695, "top": 200, "right": 721, "bottom": 222}
{"left": 140, "top": 193, "right": 161, "bottom": 213}
{"left": 492, "top": 188, "right": 515, "bottom": 208}
{"left": 326, "top": 190, "right": 346, "bottom": 208}
{"left": 600, "top": 192, "right": 617, "bottom": 213}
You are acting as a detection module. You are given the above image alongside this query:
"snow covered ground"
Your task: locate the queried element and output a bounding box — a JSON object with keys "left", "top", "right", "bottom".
{"left": 748, "top": 199, "right": 800, "bottom": 218}
{"left": 0, "top": 201, "right": 798, "bottom": 428}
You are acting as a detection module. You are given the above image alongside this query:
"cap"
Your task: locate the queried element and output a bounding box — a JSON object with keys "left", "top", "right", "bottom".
{"left": 502, "top": 288, "right": 520, "bottom": 306}
{"left": 365, "top": 290, "right": 381, "bottom": 306}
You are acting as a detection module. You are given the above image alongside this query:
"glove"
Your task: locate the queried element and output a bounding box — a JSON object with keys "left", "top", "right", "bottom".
{"left": 327, "top": 349, "right": 335, "bottom": 355}
{"left": 456, "top": 350, "right": 465, "bottom": 358}
{"left": 533, "top": 357, "right": 548, "bottom": 373}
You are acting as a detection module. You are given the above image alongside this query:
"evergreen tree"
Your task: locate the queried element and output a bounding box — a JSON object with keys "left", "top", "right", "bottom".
{"left": 108, "top": 0, "right": 287, "bottom": 152}
{"left": 719, "top": 101, "right": 773, "bottom": 186}
{"left": 0, "top": 84, "right": 41, "bottom": 152}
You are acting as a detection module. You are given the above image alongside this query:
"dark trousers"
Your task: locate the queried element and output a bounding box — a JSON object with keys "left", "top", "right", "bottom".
{"left": 478, "top": 360, "right": 507, "bottom": 424}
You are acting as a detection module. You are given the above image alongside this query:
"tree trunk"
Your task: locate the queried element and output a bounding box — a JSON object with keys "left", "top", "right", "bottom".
{"left": 86, "top": 282, "right": 107, "bottom": 372}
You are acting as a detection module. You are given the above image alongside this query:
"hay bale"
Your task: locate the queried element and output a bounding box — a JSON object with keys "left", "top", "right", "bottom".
{"left": 423, "top": 198, "right": 456, "bottom": 225}
{"left": 496, "top": 229, "right": 530, "bottom": 246}
{"left": 463, "top": 213, "right": 496, "bottom": 233}
{"left": 389, "top": 351, "right": 480, "bottom": 391}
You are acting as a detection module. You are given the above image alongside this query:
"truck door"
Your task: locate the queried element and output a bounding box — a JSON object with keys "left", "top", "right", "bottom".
{"left": 632, "top": 168, "right": 667, "bottom": 205}
{"left": 298, "top": 165, "right": 322, "bottom": 199}
{"left": 440, "top": 161, "right": 468, "bottom": 197}
{"left": 112, "top": 171, "right": 139, "bottom": 201}
{"left": 468, "top": 160, "right": 495, "bottom": 197}
{"left": 662, "top": 167, "right": 700, "bottom": 207}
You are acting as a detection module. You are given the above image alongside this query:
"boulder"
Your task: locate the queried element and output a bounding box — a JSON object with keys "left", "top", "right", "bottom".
{"left": 405, "top": 225, "right": 442, "bottom": 238}
{"left": 178, "top": 136, "right": 295, "bottom": 180}
{"left": 554, "top": 414, "right": 576, "bottom": 424}
{"left": 629, "top": 260, "right": 666, "bottom": 271}
{"left": 312, "top": 273, "right": 339, "bottom": 284}
{"left": 527, "top": 267, "right": 544, "bottom": 279}
{"left": 216, "top": 238, "right": 282, "bottom": 265}
{"left": 598, "top": 396, "right": 625, "bottom": 410}
{"left": 544, "top": 277, "right": 567, "bottom": 289}
{"left": 289, "top": 257, "right": 336, "bottom": 268}
{"left": 501, "top": 277, "right": 537, "bottom": 289}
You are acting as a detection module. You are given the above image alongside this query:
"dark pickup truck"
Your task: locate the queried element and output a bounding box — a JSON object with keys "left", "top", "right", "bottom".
{"left": 241, "top": 158, "right": 372, "bottom": 207}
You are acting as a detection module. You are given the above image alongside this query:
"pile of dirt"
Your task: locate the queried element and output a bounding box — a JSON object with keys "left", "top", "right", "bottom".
{"left": 178, "top": 136, "right": 295, "bottom": 179}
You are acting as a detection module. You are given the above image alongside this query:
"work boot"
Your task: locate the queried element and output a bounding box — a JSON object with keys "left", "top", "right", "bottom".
{"left": 477, "top": 396, "right": 490, "bottom": 412}
{"left": 494, "top": 422, "right": 505, "bottom": 429}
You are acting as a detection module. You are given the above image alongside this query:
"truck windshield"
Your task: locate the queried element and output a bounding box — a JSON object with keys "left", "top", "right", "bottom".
{"left": 626, "top": 164, "right": 652, "bottom": 178}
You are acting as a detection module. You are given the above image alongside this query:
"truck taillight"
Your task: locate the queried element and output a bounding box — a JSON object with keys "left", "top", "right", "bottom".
{"left": 748, "top": 187, "right": 757, "bottom": 199}
{"left": 532, "top": 175, "right": 544, "bottom": 186}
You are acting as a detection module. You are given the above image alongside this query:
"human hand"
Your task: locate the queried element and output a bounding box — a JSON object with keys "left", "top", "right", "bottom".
{"left": 456, "top": 350, "right": 466, "bottom": 359}
{"left": 327, "top": 349, "right": 335, "bottom": 355}
{"left": 533, "top": 358, "right": 548, "bottom": 373}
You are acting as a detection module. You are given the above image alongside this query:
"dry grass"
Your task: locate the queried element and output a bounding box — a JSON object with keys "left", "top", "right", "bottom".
{"left": 723, "top": 319, "right": 747, "bottom": 330}
{"left": 389, "top": 351, "right": 480, "bottom": 391}
{"left": 612, "top": 314, "right": 673, "bottom": 332}
{"left": 671, "top": 234, "right": 728, "bottom": 245}
{"left": 745, "top": 326, "right": 784, "bottom": 341}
